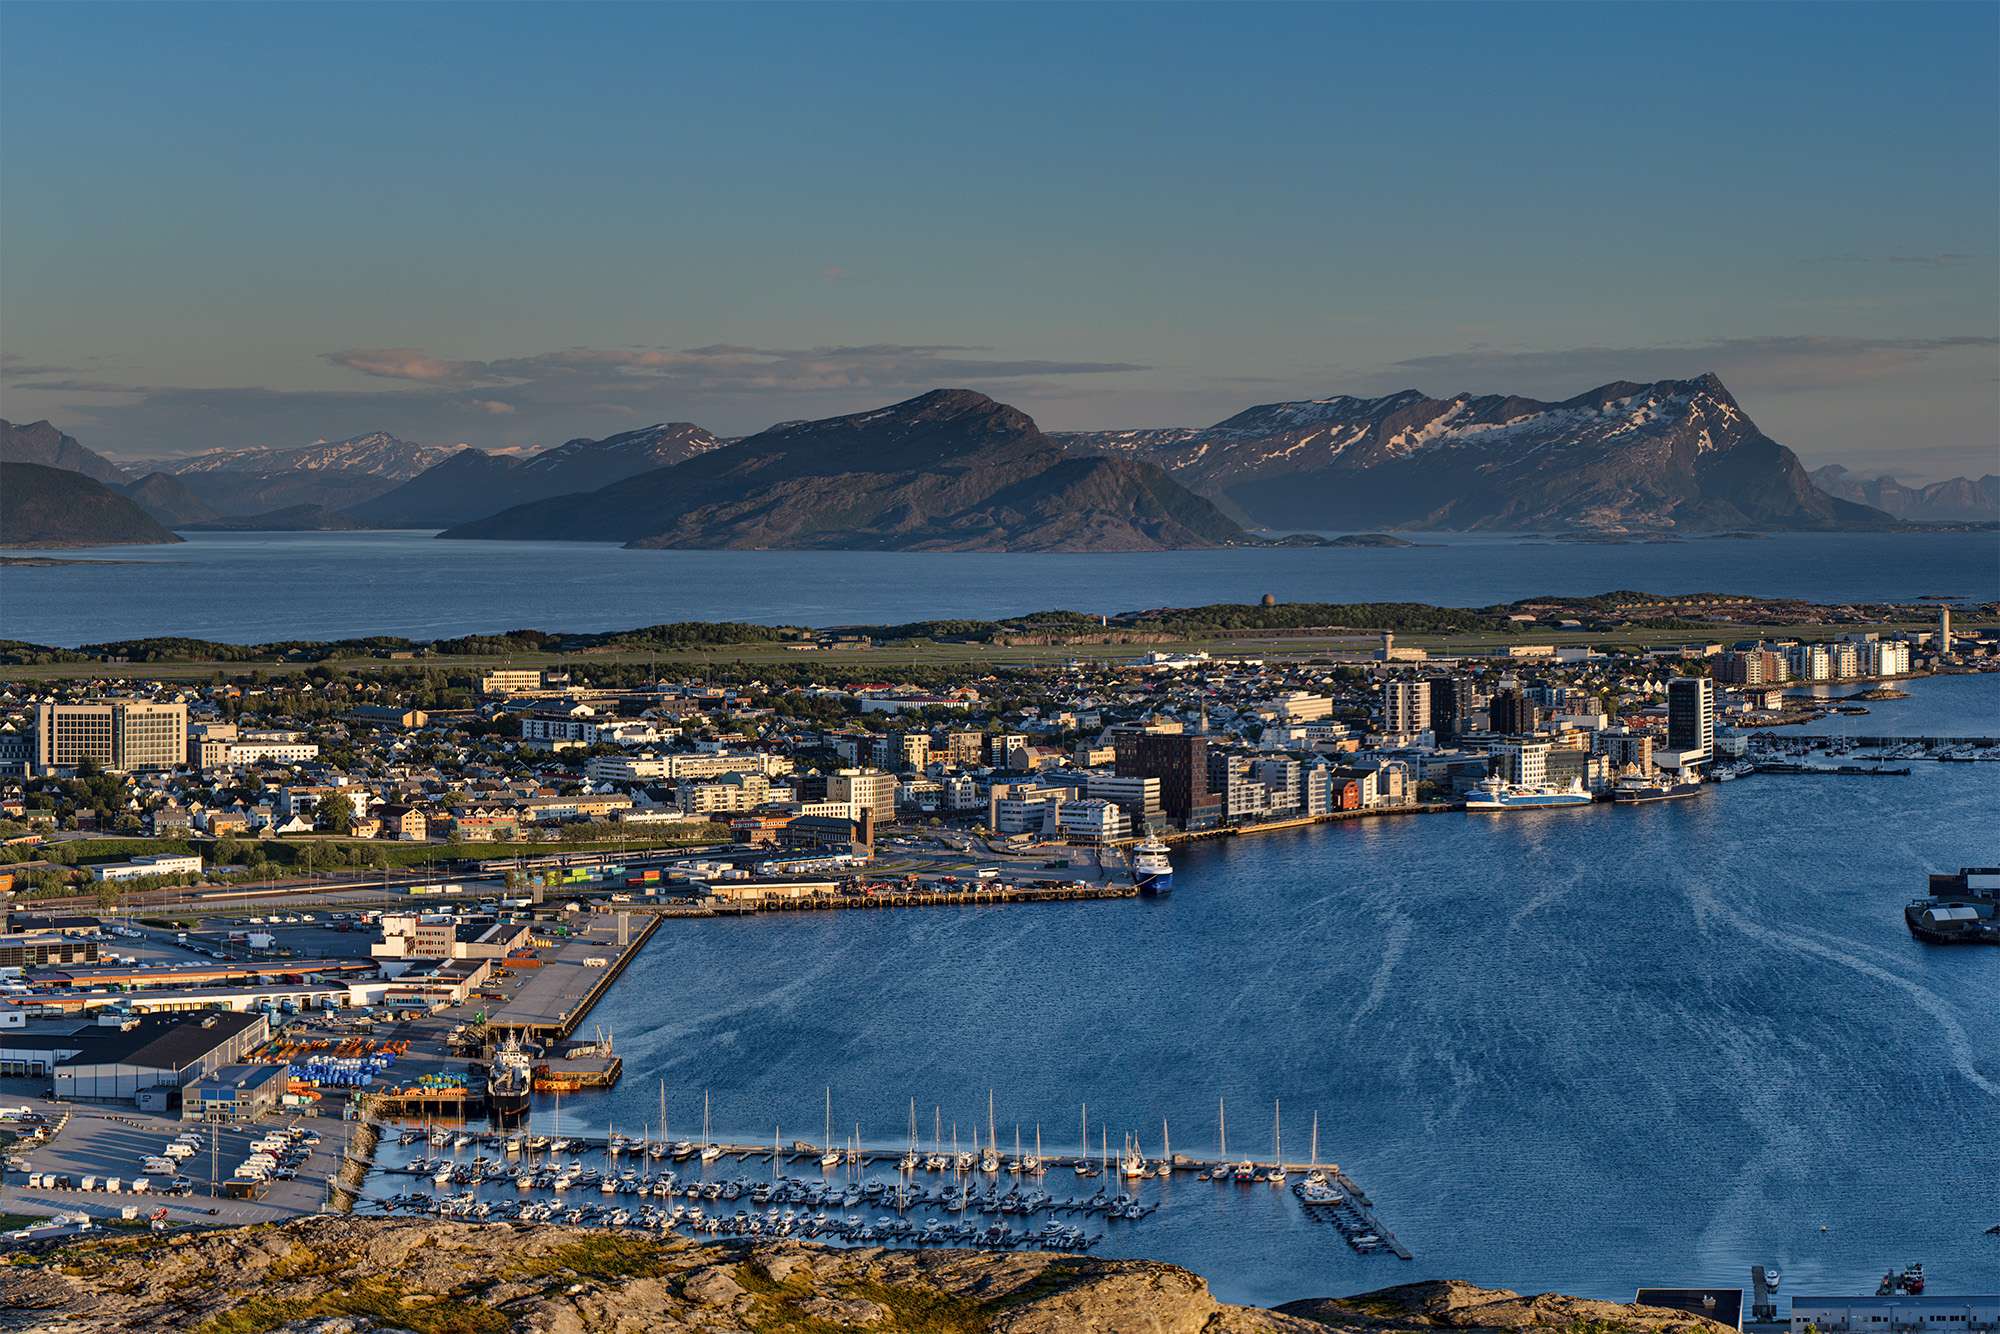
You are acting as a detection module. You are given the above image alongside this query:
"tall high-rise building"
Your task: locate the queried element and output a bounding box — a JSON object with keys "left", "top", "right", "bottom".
{"left": 32, "top": 700, "right": 187, "bottom": 775}
{"left": 1666, "top": 677, "right": 1716, "bottom": 763}
{"left": 1380, "top": 679, "right": 1432, "bottom": 739}
{"left": 1113, "top": 732, "right": 1221, "bottom": 830}
{"left": 1428, "top": 675, "right": 1472, "bottom": 745}
{"left": 1938, "top": 605, "right": 1953, "bottom": 653}
{"left": 1488, "top": 688, "right": 1537, "bottom": 736}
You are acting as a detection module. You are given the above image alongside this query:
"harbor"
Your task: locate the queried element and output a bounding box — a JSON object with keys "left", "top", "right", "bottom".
{"left": 362, "top": 1103, "right": 1411, "bottom": 1261}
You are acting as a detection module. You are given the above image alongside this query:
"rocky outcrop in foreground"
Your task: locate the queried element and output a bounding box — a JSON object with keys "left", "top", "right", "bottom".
{"left": 0, "top": 1216, "right": 1738, "bottom": 1334}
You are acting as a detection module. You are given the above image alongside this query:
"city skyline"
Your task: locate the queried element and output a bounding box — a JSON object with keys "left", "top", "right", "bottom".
{"left": 2, "top": 2, "right": 1996, "bottom": 479}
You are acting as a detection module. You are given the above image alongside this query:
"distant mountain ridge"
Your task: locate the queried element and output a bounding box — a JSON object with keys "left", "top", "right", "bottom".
{"left": 441, "top": 389, "right": 1246, "bottom": 551}
{"left": 130, "top": 431, "right": 460, "bottom": 515}
{"left": 346, "top": 423, "right": 723, "bottom": 527}
{"left": 1055, "top": 374, "right": 1890, "bottom": 532}
{"left": 0, "top": 461, "right": 180, "bottom": 547}
{"left": 119, "top": 471, "right": 219, "bottom": 525}
{"left": 0, "top": 418, "right": 131, "bottom": 484}
{"left": 1809, "top": 464, "right": 1999, "bottom": 523}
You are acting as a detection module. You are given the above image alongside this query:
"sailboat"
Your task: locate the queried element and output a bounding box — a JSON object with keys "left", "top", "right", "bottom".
{"left": 1008, "top": 1125, "right": 1024, "bottom": 1175}
{"left": 1025, "top": 1124, "right": 1043, "bottom": 1176}
{"left": 1074, "top": 1104, "right": 1099, "bottom": 1177}
{"left": 1265, "top": 1100, "right": 1287, "bottom": 1184}
{"left": 898, "top": 1099, "right": 920, "bottom": 1173}
{"left": 925, "top": 1106, "right": 947, "bottom": 1172}
{"left": 700, "top": 1090, "right": 722, "bottom": 1161}
{"left": 979, "top": 1090, "right": 1000, "bottom": 1173}
{"left": 650, "top": 1081, "right": 671, "bottom": 1159}
{"left": 1296, "top": 1111, "right": 1339, "bottom": 1203}
{"left": 1158, "top": 1116, "right": 1174, "bottom": 1178}
{"left": 1211, "top": 1097, "right": 1231, "bottom": 1182}
{"left": 819, "top": 1088, "right": 842, "bottom": 1169}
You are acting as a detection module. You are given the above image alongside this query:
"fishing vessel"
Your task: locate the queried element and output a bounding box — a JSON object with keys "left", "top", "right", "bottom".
{"left": 1610, "top": 776, "right": 1704, "bottom": 803}
{"left": 1464, "top": 779, "right": 1592, "bottom": 811}
{"left": 483, "top": 1035, "right": 532, "bottom": 1124}
{"left": 1132, "top": 833, "right": 1174, "bottom": 894}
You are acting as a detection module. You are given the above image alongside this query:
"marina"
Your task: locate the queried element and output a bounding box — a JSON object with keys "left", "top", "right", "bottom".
{"left": 362, "top": 1106, "right": 1411, "bottom": 1261}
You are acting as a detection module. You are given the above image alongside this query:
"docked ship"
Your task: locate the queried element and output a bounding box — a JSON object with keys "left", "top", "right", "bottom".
{"left": 1463, "top": 780, "right": 1592, "bottom": 812}
{"left": 1132, "top": 833, "right": 1174, "bottom": 895}
{"left": 1610, "top": 776, "right": 1705, "bottom": 804}
{"left": 484, "top": 1034, "right": 533, "bottom": 1124}
{"left": 1905, "top": 868, "right": 2000, "bottom": 945}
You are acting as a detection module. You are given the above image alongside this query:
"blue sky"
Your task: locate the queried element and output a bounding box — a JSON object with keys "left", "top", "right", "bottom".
{"left": 2, "top": 1, "right": 1994, "bottom": 478}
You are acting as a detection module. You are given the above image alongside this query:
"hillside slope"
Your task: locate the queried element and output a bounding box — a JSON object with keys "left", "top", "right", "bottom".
{"left": 0, "top": 462, "right": 181, "bottom": 546}
{"left": 119, "top": 471, "right": 219, "bottom": 525}
{"left": 443, "top": 389, "right": 1246, "bottom": 551}
{"left": 0, "top": 419, "right": 130, "bottom": 484}
{"left": 0, "top": 1217, "right": 1741, "bottom": 1334}
{"left": 346, "top": 423, "right": 723, "bottom": 527}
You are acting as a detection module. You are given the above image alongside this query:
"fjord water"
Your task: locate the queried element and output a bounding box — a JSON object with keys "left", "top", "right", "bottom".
{"left": 567, "top": 672, "right": 1999, "bottom": 1304}
{"left": 3, "top": 529, "right": 1997, "bottom": 645}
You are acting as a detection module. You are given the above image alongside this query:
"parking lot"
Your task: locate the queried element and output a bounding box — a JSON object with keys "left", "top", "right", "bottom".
{"left": 0, "top": 1094, "right": 354, "bottom": 1227}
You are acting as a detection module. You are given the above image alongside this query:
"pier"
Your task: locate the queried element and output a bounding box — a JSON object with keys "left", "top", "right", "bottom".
{"left": 488, "top": 912, "right": 659, "bottom": 1044}
{"left": 615, "top": 879, "right": 1138, "bottom": 915}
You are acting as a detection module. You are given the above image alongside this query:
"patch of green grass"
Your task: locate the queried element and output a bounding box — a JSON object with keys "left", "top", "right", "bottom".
{"left": 542, "top": 1233, "right": 674, "bottom": 1282}
{"left": 193, "top": 1279, "right": 509, "bottom": 1334}
{"left": 737, "top": 1272, "right": 989, "bottom": 1334}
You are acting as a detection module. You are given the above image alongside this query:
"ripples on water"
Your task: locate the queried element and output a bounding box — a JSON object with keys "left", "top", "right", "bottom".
{"left": 556, "top": 675, "right": 2000, "bottom": 1304}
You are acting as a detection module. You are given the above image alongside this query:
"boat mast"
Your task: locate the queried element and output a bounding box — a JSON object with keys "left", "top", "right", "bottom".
{"left": 1310, "top": 1111, "right": 1318, "bottom": 1168}
{"left": 1274, "top": 1099, "right": 1282, "bottom": 1167}
{"left": 824, "top": 1086, "right": 833, "bottom": 1154}
{"left": 1218, "top": 1096, "right": 1226, "bottom": 1158}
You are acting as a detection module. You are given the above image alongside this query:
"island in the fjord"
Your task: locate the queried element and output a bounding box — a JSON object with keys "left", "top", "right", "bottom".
{"left": 0, "top": 1216, "right": 1742, "bottom": 1334}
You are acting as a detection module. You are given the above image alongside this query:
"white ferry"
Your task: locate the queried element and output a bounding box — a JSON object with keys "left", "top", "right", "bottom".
{"left": 1463, "top": 780, "right": 1592, "bottom": 812}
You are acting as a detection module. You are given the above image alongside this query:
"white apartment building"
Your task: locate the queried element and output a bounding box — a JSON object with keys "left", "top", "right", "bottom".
{"left": 1085, "top": 773, "right": 1163, "bottom": 819}
{"left": 1491, "top": 741, "right": 1551, "bottom": 787}
{"left": 676, "top": 773, "right": 771, "bottom": 814}
{"left": 1057, "top": 798, "right": 1128, "bottom": 844}
{"left": 828, "top": 767, "right": 898, "bottom": 817}
{"left": 585, "top": 751, "right": 787, "bottom": 785}
{"left": 1381, "top": 680, "right": 1432, "bottom": 738}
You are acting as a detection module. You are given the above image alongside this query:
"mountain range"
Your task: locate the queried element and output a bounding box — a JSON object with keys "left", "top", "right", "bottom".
{"left": 0, "top": 374, "right": 1943, "bottom": 548}
{"left": 440, "top": 389, "right": 1243, "bottom": 550}
{"left": 1053, "top": 373, "right": 1887, "bottom": 532}
{"left": 131, "top": 431, "right": 462, "bottom": 515}
{"left": 345, "top": 423, "right": 723, "bottom": 527}
{"left": 1808, "top": 464, "right": 1999, "bottom": 523}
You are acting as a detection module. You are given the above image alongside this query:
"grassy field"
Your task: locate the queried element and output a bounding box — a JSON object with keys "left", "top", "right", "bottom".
{"left": 0, "top": 617, "right": 1986, "bottom": 681}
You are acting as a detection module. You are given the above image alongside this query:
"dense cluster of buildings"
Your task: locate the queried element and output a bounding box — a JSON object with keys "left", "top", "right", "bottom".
{"left": 0, "top": 609, "right": 1985, "bottom": 899}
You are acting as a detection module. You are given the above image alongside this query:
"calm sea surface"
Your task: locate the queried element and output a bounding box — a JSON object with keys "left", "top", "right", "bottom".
{"left": 524, "top": 673, "right": 1999, "bottom": 1305}
{"left": 3, "top": 529, "right": 1996, "bottom": 646}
